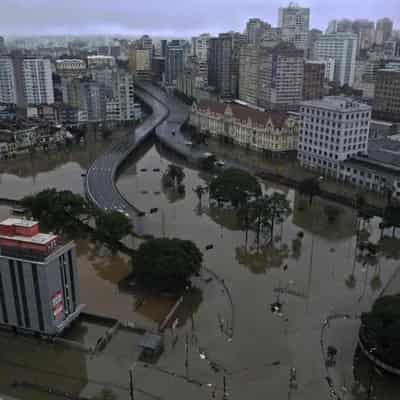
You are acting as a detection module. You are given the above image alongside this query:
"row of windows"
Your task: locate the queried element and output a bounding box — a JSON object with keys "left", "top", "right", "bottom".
{"left": 301, "top": 108, "right": 370, "bottom": 120}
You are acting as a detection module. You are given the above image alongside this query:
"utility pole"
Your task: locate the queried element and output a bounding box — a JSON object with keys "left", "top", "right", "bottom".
{"left": 185, "top": 332, "right": 189, "bottom": 377}
{"left": 223, "top": 375, "right": 228, "bottom": 400}
{"left": 129, "top": 362, "right": 136, "bottom": 400}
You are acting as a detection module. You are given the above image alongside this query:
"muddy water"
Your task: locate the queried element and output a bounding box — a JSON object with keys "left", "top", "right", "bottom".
{"left": 0, "top": 132, "right": 399, "bottom": 399}
{"left": 117, "top": 144, "right": 400, "bottom": 400}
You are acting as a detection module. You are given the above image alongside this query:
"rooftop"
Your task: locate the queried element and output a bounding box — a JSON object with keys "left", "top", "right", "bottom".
{"left": 1, "top": 218, "right": 37, "bottom": 228}
{"left": 0, "top": 232, "right": 58, "bottom": 245}
{"left": 196, "top": 100, "right": 292, "bottom": 129}
{"left": 349, "top": 138, "right": 400, "bottom": 174}
{"left": 301, "top": 96, "right": 371, "bottom": 112}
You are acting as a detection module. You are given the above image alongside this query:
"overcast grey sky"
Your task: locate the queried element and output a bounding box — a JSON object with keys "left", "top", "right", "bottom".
{"left": 1, "top": 0, "right": 399, "bottom": 37}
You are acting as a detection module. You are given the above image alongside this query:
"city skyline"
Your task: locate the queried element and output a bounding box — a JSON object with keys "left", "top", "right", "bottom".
{"left": 0, "top": 0, "right": 399, "bottom": 37}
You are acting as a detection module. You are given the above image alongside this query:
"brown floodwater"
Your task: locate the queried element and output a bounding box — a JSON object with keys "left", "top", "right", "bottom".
{"left": 0, "top": 133, "right": 399, "bottom": 400}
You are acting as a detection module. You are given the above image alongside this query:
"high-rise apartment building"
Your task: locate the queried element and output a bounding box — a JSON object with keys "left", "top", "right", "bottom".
{"left": 107, "top": 70, "right": 135, "bottom": 121}
{"left": 375, "top": 18, "right": 394, "bottom": 46}
{"left": 298, "top": 97, "right": 371, "bottom": 176}
{"left": 238, "top": 45, "right": 261, "bottom": 106}
{"left": 352, "top": 20, "right": 375, "bottom": 51}
{"left": 128, "top": 48, "right": 152, "bottom": 81}
{"left": 208, "top": 38, "right": 219, "bottom": 89}
{"left": 0, "top": 57, "right": 17, "bottom": 104}
{"left": 245, "top": 18, "right": 272, "bottom": 45}
{"left": 260, "top": 42, "right": 304, "bottom": 111}
{"left": 278, "top": 3, "right": 310, "bottom": 51}
{"left": 314, "top": 33, "right": 358, "bottom": 87}
{"left": 192, "top": 34, "right": 210, "bottom": 62}
{"left": 79, "top": 79, "right": 106, "bottom": 122}
{"left": 373, "top": 64, "right": 400, "bottom": 122}
{"left": 0, "top": 218, "right": 83, "bottom": 335}
{"left": 303, "top": 61, "right": 325, "bottom": 100}
{"left": 0, "top": 37, "right": 5, "bottom": 53}
{"left": 191, "top": 34, "right": 210, "bottom": 86}
{"left": 166, "top": 40, "right": 185, "bottom": 85}
{"left": 239, "top": 42, "right": 304, "bottom": 110}
{"left": 138, "top": 35, "right": 153, "bottom": 55}
{"left": 209, "top": 32, "right": 246, "bottom": 99}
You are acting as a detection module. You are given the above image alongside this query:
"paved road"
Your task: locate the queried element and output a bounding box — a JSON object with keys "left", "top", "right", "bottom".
{"left": 85, "top": 85, "right": 169, "bottom": 219}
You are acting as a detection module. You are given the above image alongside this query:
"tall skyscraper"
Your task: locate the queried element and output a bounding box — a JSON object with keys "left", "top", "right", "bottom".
{"left": 213, "top": 32, "right": 246, "bottom": 99}
{"left": 373, "top": 64, "right": 400, "bottom": 122}
{"left": 258, "top": 42, "right": 304, "bottom": 110}
{"left": 303, "top": 61, "right": 325, "bottom": 100}
{"left": 352, "top": 20, "right": 375, "bottom": 51}
{"left": 192, "top": 34, "right": 210, "bottom": 62}
{"left": 0, "top": 37, "right": 5, "bottom": 53}
{"left": 1, "top": 55, "right": 54, "bottom": 106}
{"left": 245, "top": 18, "right": 272, "bottom": 45}
{"left": 208, "top": 37, "right": 219, "bottom": 89}
{"left": 278, "top": 3, "right": 310, "bottom": 51}
{"left": 166, "top": 40, "right": 184, "bottom": 84}
{"left": 375, "top": 18, "right": 394, "bottom": 45}
{"left": 239, "top": 42, "right": 304, "bottom": 110}
{"left": 314, "top": 33, "right": 358, "bottom": 87}
{"left": 106, "top": 70, "right": 136, "bottom": 121}
{"left": 0, "top": 56, "right": 17, "bottom": 104}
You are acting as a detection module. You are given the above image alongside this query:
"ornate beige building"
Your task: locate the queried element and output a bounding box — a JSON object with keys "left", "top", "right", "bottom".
{"left": 189, "top": 100, "right": 299, "bottom": 153}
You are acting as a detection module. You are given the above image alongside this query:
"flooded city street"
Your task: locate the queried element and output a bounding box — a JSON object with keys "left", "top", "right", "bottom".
{"left": 0, "top": 135, "right": 400, "bottom": 399}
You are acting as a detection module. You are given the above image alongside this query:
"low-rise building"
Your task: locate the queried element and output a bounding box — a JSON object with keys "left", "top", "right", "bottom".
{"left": 189, "top": 100, "right": 299, "bottom": 154}
{"left": 0, "top": 218, "right": 84, "bottom": 335}
{"left": 0, "top": 121, "right": 68, "bottom": 159}
{"left": 340, "top": 139, "right": 400, "bottom": 200}
{"left": 55, "top": 59, "right": 87, "bottom": 78}
{"left": 87, "top": 55, "right": 116, "bottom": 69}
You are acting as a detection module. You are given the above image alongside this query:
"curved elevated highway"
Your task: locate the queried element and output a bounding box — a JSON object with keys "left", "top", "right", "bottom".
{"left": 85, "top": 85, "right": 169, "bottom": 218}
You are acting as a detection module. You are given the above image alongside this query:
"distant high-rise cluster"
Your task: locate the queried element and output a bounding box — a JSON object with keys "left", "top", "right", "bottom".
{"left": 0, "top": 2, "right": 398, "bottom": 133}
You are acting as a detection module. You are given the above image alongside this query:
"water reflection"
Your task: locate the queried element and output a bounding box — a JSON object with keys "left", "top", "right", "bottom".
{"left": 235, "top": 243, "right": 289, "bottom": 274}
{"left": 352, "top": 345, "right": 400, "bottom": 400}
{"left": 293, "top": 192, "right": 357, "bottom": 240}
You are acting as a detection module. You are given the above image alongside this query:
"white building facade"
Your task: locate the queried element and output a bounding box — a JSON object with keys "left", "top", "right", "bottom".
{"left": 0, "top": 57, "right": 16, "bottom": 104}
{"left": 314, "top": 33, "right": 358, "bottom": 86}
{"left": 278, "top": 3, "right": 310, "bottom": 51}
{"left": 22, "top": 58, "right": 54, "bottom": 105}
{"left": 298, "top": 97, "right": 371, "bottom": 177}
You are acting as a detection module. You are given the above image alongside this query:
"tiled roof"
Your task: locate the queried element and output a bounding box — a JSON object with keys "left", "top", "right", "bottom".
{"left": 196, "top": 100, "right": 291, "bottom": 129}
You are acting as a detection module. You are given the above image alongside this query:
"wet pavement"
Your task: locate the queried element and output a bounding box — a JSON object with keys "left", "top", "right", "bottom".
{"left": 0, "top": 128, "right": 400, "bottom": 399}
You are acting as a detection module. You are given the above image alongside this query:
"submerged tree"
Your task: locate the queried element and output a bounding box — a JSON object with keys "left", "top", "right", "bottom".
{"left": 164, "top": 164, "right": 185, "bottom": 187}
{"left": 209, "top": 168, "right": 261, "bottom": 208}
{"left": 133, "top": 238, "right": 203, "bottom": 292}
{"left": 298, "top": 178, "right": 321, "bottom": 206}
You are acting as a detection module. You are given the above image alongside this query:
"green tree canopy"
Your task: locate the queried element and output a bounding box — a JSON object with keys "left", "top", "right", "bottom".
{"left": 21, "top": 189, "right": 90, "bottom": 235}
{"left": 383, "top": 204, "right": 400, "bottom": 237}
{"left": 361, "top": 295, "right": 400, "bottom": 367}
{"left": 134, "top": 238, "right": 203, "bottom": 292}
{"left": 165, "top": 164, "right": 185, "bottom": 186}
{"left": 209, "top": 168, "right": 261, "bottom": 208}
{"left": 200, "top": 154, "right": 217, "bottom": 171}
{"left": 95, "top": 211, "right": 133, "bottom": 248}
{"left": 298, "top": 178, "right": 321, "bottom": 206}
